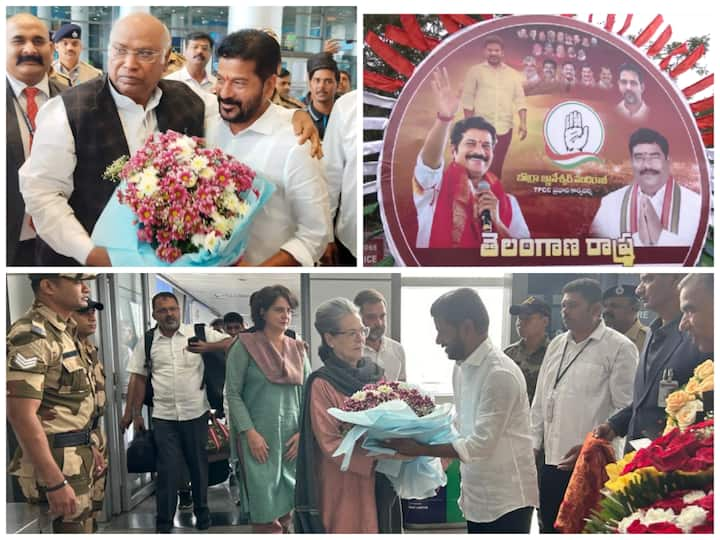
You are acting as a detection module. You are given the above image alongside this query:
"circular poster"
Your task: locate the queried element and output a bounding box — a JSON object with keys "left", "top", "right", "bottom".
{"left": 378, "top": 15, "right": 711, "bottom": 266}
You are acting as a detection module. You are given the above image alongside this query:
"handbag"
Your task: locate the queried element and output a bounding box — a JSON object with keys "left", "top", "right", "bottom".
{"left": 207, "top": 413, "right": 231, "bottom": 463}
{"left": 127, "top": 429, "right": 157, "bottom": 473}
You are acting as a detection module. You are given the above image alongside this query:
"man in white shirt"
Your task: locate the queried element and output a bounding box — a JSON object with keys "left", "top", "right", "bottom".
{"left": 19, "top": 13, "right": 207, "bottom": 267}
{"left": 19, "top": 15, "right": 322, "bottom": 267}
{"left": 590, "top": 128, "right": 701, "bottom": 246}
{"left": 615, "top": 63, "right": 649, "bottom": 121}
{"left": 386, "top": 288, "right": 538, "bottom": 533}
{"left": 353, "top": 289, "right": 406, "bottom": 381}
{"left": 322, "top": 90, "right": 357, "bottom": 265}
{"left": 530, "top": 278, "right": 637, "bottom": 533}
{"left": 6, "top": 13, "right": 65, "bottom": 266}
{"left": 121, "top": 292, "right": 230, "bottom": 533}
{"left": 209, "top": 29, "right": 331, "bottom": 266}
{"left": 414, "top": 68, "right": 529, "bottom": 249}
{"left": 164, "top": 31, "right": 216, "bottom": 97}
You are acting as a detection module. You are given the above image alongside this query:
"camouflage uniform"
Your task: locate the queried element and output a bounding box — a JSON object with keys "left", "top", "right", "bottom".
{"left": 7, "top": 301, "right": 99, "bottom": 533}
{"left": 78, "top": 337, "right": 107, "bottom": 521}
{"left": 504, "top": 336, "right": 550, "bottom": 404}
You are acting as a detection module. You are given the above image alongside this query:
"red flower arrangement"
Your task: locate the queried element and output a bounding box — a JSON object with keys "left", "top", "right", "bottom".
{"left": 622, "top": 419, "right": 714, "bottom": 474}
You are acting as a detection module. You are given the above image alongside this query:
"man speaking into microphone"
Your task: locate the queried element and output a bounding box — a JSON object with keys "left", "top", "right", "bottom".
{"left": 413, "top": 68, "right": 530, "bottom": 248}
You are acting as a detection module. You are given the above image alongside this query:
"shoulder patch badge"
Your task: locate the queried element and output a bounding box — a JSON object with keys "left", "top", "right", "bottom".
{"left": 13, "top": 353, "right": 38, "bottom": 370}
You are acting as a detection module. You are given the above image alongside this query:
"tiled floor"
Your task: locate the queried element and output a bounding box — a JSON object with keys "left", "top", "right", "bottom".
{"left": 99, "top": 480, "right": 252, "bottom": 534}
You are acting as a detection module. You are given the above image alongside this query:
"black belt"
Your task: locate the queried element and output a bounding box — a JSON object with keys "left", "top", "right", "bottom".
{"left": 50, "top": 430, "right": 91, "bottom": 448}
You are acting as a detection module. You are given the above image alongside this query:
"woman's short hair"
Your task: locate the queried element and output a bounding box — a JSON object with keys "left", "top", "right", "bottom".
{"left": 314, "top": 298, "right": 360, "bottom": 360}
{"left": 250, "top": 285, "right": 298, "bottom": 331}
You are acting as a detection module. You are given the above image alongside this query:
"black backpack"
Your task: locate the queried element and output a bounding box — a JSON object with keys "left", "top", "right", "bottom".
{"left": 142, "top": 324, "right": 226, "bottom": 416}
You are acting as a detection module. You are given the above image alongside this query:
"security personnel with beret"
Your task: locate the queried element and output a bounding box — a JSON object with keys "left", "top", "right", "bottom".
{"left": 602, "top": 284, "right": 649, "bottom": 353}
{"left": 71, "top": 298, "right": 107, "bottom": 528}
{"left": 51, "top": 23, "right": 102, "bottom": 86}
{"left": 6, "top": 273, "right": 100, "bottom": 533}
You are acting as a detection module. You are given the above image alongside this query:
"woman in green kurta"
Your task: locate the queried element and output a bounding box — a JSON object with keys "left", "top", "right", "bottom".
{"left": 225, "top": 285, "right": 310, "bottom": 533}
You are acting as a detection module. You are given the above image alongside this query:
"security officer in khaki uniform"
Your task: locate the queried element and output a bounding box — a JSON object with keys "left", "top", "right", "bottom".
{"left": 71, "top": 298, "right": 108, "bottom": 528}
{"left": 602, "top": 284, "right": 649, "bottom": 353}
{"left": 51, "top": 23, "right": 102, "bottom": 86}
{"left": 7, "top": 273, "right": 101, "bottom": 533}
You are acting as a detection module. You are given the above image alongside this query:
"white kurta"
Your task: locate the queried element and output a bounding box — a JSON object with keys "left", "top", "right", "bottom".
{"left": 590, "top": 182, "right": 702, "bottom": 247}
{"left": 19, "top": 84, "right": 165, "bottom": 264}
{"left": 413, "top": 156, "right": 530, "bottom": 248}
{"left": 451, "top": 339, "right": 539, "bottom": 523}
{"left": 322, "top": 90, "right": 357, "bottom": 257}
{"left": 207, "top": 102, "right": 331, "bottom": 266}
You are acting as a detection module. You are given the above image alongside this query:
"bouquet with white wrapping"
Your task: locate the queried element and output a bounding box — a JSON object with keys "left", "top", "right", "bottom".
{"left": 328, "top": 381, "right": 457, "bottom": 499}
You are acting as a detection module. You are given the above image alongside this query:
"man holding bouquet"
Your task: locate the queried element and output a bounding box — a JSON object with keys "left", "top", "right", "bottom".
{"left": 20, "top": 14, "right": 321, "bottom": 267}
{"left": 210, "top": 30, "right": 331, "bottom": 266}
{"left": 385, "top": 288, "right": 538, "bottom": 533}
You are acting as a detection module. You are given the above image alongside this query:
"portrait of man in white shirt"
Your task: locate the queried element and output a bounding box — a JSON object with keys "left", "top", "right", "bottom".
{"left": 207, "top": 29, "right": 331, "bottom": 266}
{"left": 614, "top": 63, "right": 649, "bottom": 121}
{"left": 590, "top": 128, "right": 701, "bottom": 247}
{"left": 164, "top": 31, "right": 217, "bottom": 97}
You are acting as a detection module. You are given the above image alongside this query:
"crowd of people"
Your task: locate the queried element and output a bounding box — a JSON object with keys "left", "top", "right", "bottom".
{"left": 7, "top": 12, "right": 357, "bottom": 267}
{"left": 6, "top": 273, "right": 712, "bottom": 533}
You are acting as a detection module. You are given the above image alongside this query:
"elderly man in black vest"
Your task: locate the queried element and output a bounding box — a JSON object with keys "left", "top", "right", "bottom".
{"left": 19, "top": 13, "right": 201, "bottom": 266}
{"left": 6, "top": 13, "right": 65, "bottom": 266}
{"left": 20, "top": 13, "right": 319, "bottom": 267}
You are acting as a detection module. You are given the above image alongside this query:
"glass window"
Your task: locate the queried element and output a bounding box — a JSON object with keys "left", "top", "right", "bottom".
{"left": 401, "top": 280, "right": 508, "bottom": 396}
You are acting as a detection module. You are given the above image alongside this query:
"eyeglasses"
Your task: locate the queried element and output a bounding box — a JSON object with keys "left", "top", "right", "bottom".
{"left": 332, "top": 327, "right": 370, "bottom": 339}
{"left": 110, "top": 44, "right": 165, "bottom": 64}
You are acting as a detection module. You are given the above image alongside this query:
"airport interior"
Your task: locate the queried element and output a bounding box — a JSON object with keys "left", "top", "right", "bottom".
{"left": 8, "top": 271, "right": 708, "bottom": 533}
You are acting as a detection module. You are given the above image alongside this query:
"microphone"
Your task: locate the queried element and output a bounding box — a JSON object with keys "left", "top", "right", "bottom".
{"left": 475, "top": 180, "right": 493, "bottom": 232}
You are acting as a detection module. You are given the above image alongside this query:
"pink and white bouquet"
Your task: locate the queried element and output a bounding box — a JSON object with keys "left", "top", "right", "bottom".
{"left": 342, "top": 380, "right": 435, "bottom": 417}
{"left": 329, "top": 380, "right": 456, "bottom": 499}
{"left": 95, "top": 130, "right": 273, "bottom": 266}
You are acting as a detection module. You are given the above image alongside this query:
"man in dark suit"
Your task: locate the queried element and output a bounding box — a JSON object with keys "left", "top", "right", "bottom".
{"left": 6, "top": 13, "right": 65, "bottom": 265}
{"left": 594, "top": 274, "right": 707, "bottom": 449}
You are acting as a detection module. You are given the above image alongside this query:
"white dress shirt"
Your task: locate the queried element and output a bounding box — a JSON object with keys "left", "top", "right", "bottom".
{"left": 530, "top": 321, "right": 638, "bottom": 465}
{"left": 590, "top": 182, "right": 702, "bottom": 247}
{"left": 19, "top": 84, "right": 162, "bottom": 264}
{"left": 413, "top": 156, "right": 530, "bottom": 248}
{"left": 362, "top": 336, "right": 406, "bottom": 381}
{"left": 207, "top": 102, "right": 331, "bottom": 266}
{"left": 7, "top": 73, "right": 52, "bottom": 241}
{"left": 450, "top": 338, "right": 539, "bottom": 523}
{"left": 19, "top": 81, "right": 218, "bottom": 264}
{"left": 322, "top": 90, "right": 357, "bottom": 257}
{"left": 164, "top": 66, "right": 216, "bottom": 97}
{"left": 616, "top": 100, "right": 649, "bottom": 121}
{"left": 127, "top": 324, "right": 226, "bottom": 421}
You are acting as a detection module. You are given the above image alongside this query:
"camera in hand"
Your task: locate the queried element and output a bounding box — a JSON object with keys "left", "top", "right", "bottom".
{"left": 187, "top": 336, "right": 200, "bottom": 346}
